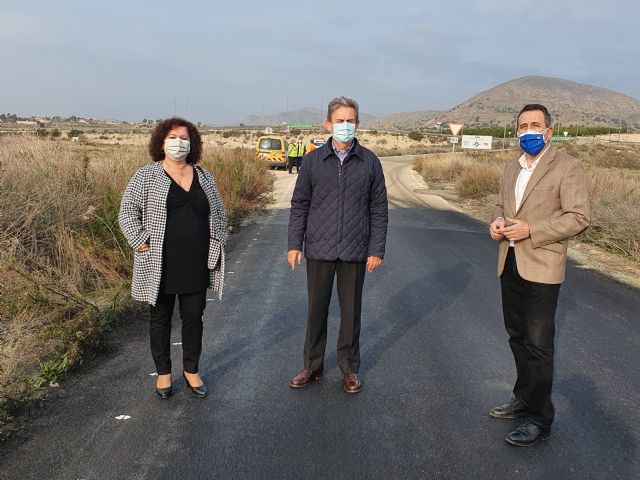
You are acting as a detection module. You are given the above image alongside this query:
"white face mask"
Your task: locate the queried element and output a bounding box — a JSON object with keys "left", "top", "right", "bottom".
{"left": 164, "top": 138, "right": 190, "bottom": 160}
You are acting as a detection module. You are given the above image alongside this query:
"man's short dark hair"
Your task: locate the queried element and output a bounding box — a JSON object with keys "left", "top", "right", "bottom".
{"left": 327, "top": 96, "right": 359, "bottom": 122}
{"left": 148, "top": 117, "right": 203, "bottom": 164}
{"left": 517, "top": 104, "right": 552, "bottom": 128}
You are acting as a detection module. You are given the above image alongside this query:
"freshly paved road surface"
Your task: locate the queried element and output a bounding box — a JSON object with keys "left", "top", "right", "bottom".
{"left": 1, "top": 155, "right": 639, "bottom": 479}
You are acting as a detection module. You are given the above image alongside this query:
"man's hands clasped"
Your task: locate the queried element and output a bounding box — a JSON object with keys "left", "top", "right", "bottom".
{"left": 490, "top": 217, "right": 531, "bottom": 242}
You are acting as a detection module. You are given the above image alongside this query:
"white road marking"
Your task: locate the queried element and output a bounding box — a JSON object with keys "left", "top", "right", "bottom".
{"left": 172, "top": 342, "right": 182, "bottom": 346}
{"left": 149, "top": 372, "right": 158, "bottom": 376}
{"left": 115, "top": 415, "right": 131, "bottom": 420}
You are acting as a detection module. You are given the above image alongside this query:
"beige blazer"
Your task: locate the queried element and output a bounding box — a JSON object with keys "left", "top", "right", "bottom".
{"left": 492, "top": 145, "right": 590, "bottom": 284}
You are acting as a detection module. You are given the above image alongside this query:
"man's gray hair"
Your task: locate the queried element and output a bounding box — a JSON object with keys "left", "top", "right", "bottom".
{"left": 327, "top": 96, "right": 359, "bottom": 122}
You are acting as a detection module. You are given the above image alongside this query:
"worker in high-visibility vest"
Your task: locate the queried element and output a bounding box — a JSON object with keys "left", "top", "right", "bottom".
{"left": 287, "top": 138, "right": 306, "bottom": 174}
{"left": 306, "top": 139, "right": 317, "bottom": 154}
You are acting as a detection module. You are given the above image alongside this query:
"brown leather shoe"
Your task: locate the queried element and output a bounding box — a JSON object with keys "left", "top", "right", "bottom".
{"left": 343, "top": 373, "right": 362, "bottom": 394}
{"left": 289, "top": 368, "right": 323, "bottom": 389}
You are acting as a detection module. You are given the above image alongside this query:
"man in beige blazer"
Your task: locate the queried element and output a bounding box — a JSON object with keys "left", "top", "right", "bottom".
{"left": 488, "top": 104, "right": 590, "bottom": 446}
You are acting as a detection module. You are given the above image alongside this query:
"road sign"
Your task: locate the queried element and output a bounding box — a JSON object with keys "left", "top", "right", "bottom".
{"left": 461, "top": 135, "right": 492, "bottom": 150}
{"left": 448, "top": 123, "right": 464, "bottom": 136}
{"left": 448, "top": 137, "right": 459, "bottom": 144}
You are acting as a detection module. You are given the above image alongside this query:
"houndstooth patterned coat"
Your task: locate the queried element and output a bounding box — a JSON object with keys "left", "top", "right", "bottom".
{"left": 118, "top": 162, "right": 227, "bottom": 305}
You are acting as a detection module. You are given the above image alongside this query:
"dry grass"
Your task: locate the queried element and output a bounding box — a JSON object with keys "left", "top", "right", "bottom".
{"left": 0, "top": 135, "right": 273, "bottom": 432}
{"left": 583, "top": 168, "right": 640, "bottom": 259}
{"left": 456, "top": 165, "right": 501, "bottom": 198}
{"left": 414, "top": 150, "right": 512, "bottom": 193}
{"left": 413, "top": 141, "right": 640, "bottom": 263}
{"left": 202, "top": 147, "right": 274, "bottom": 228}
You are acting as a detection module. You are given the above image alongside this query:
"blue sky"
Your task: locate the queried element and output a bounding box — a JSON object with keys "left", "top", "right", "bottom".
{"left": 1, "top": 0, "right": 638, "bottom": 124}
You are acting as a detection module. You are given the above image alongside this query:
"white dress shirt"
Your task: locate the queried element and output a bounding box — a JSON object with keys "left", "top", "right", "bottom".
{"left": 509, "top": 144, "right": 550, "bottom": 246}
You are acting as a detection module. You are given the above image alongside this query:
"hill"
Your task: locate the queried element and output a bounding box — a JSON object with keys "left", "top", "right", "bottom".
{"left": 366, "top": 76, "right": 640, "bottom": 131}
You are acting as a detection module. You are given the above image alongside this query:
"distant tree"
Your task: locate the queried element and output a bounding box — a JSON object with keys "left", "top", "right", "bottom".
{"left": 68, "top": 129, "right": 83, "bottom": 138}
{"left": 36, "top": 129, "right": 49, "bottom": 137}
{"left": 51, "top": 129, "right": 61, "bottom": 138}
{"left": 408, "top": 131, "right": 424, "bottom": 141}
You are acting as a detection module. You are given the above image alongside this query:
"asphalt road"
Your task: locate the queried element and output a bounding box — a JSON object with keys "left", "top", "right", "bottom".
{"left": 1, "top": 155, "right": 639, "bottom": 479}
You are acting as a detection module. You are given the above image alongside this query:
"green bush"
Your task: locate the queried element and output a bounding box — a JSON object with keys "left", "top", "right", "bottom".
{"left": 68, "top": 129, "right": 83, "bottom": 139}
{"left": 408, "top": 131, "right": 424, "bottom": 141}
{"left": 40, "top": 354, "right": 69, "bottom": 383}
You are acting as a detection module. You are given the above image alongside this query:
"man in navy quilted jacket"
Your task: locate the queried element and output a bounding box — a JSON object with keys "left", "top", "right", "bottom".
{"left": 287, "top": 96, "right": 388, "bottom": 394}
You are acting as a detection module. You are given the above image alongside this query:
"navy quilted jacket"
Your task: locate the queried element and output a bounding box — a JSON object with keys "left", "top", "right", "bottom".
{"left": 288, "top": 138, "right": 388, "bottom": 262}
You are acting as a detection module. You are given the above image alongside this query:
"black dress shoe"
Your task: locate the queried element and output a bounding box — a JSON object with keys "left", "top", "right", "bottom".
{"left": 155, "top": 381, "right": 172, "bottom": 399}
{"left": 184, "top": 374, "right": 208, "bottom": 398}
{"left": 489, "top": 397, "right": 529, "bottom": 419}
{"left": 505, "top": 421, "right": 550, "bottom": 447}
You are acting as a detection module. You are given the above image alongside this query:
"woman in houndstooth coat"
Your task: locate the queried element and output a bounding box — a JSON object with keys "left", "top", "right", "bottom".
{"left": 118, "top": 117, "right": 227, "bottom": 399}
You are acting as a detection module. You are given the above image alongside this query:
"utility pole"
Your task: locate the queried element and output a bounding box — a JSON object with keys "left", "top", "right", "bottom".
{"left": 617, "top": 115, "right": 622, "bottom": 141}
{"left": 502, "top": 92, "right": 510, "bottom": 149}
{"left": 553, "top": 98, "right": 559, "bottom": 140}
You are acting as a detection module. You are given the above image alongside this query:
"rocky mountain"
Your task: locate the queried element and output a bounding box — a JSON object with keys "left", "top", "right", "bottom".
{"left": 241, "top": 107, "right": 376, "bottom": 127}
{"left": 364, "top": 76, "right": 640, "bottom": 131}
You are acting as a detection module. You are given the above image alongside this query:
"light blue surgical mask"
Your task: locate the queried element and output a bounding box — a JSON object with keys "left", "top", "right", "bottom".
{"left": 332, "top": 122, "right": 356, "bottom": 144}
{"left": 164, "top": 138, "right": 190, "bottom": 160}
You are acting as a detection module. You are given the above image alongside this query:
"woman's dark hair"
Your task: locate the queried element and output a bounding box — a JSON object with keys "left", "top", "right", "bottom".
{"left": 148, "top": 117, "right": 203, "bottom": 164}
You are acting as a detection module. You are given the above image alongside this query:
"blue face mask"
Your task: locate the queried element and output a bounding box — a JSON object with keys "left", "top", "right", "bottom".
{"left": 332, "top": 122, "right": 356, "bottom": 144}
{"left": 518, "top": 128, "right": 549, "bottom": 156}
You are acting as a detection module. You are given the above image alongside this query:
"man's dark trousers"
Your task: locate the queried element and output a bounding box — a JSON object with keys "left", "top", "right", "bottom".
{"left": 288, "top": 156, "right": 301, "bottom": 173}
{"left": 500, "top": 248, "right": 560, "bottom": 427}
{"left": 304, "top": 259, "right": 366, "bottom": 374}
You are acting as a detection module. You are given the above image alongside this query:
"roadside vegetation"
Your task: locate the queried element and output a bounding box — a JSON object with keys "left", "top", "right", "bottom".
{"left": 413, "top": 141, "right": 640, "bottom": 263}
{"left": 0, "top": 135, "right": 273, "bottom": 439}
